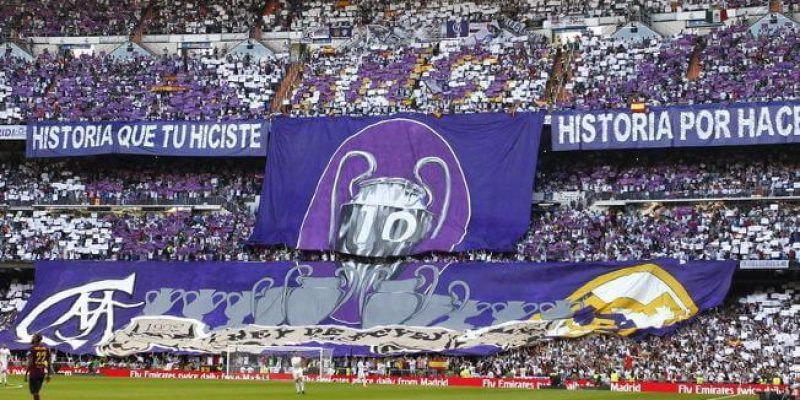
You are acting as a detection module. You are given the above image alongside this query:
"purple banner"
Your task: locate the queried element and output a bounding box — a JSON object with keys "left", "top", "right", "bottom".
{"left": 26, "top": 120, "right": 268, "bottom": 158}
{"left": 250, "top": 113, "right": 544, "bottom": 255}
{"left": 0, "top": 259, "right": 735, "bottom": 356}
{"left": 446, "top": 20, "right": 469, "bottom": 38}
{"left": 552, "top": 101, "right": 800, "bottom": 151}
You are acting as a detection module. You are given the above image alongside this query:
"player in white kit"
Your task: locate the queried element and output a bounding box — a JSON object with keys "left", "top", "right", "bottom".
{"left": 353, "top": 359, "right": 367, "bottom": 387}
{"left": 290, "top": 354, "right": 305, "bottom": 395}
{"left": 0, "top": 343, "right": 11, "bottom": 386}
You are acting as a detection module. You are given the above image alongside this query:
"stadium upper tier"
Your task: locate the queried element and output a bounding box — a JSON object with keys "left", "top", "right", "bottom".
{"left": 0, "top": 0, "right": 144, "bottom": 37}
{"left": 0, "top": 52, "right": 285, "bottom": 124}
{"left": 288, "top": 36, "right": 552, "bottom": 116}
{"left": 0, "top": 0, "right": 792, "bottom": 37}
{"left": 0, "top": 21, "right": 798, "bottom": 122}
{"left": 560, "top": 23, "right": 800, "bottom": 109}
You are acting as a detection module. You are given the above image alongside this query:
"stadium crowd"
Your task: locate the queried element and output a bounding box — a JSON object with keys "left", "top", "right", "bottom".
{"left": 520, "top": 202, "right": 800, "bottom": 262}
{"left": 0, "top": 278, "right": 32, "bottom": 333}
{"left": 6, "top": 200, "right": 800, "bottom": 263}
{"left": 0, "top": 157, "right": 262, "bottom": 207}
{"left": 535, "top": 147, "right": 800, "bottom": 201}
{"left": 288, "top": 35, "right": 552, "bottom": 116}
{"left": 691, "top": 22, "right": 800, "bottom": 104}
{"left": 3, "top": 0, "right": 798, "bottom": 38}
{"left": 0, "top": 51, "right": 285, "bottom": 124}
{"left": 285, "top": 20, "right": 800, "bottom": 116}
{"left": 6, "top": 146, "right": 800, "bottom": 208}
{"left": 2, "top": 283, "right": 794, "bottom": 386}
{"left": 7, "top": 146, "right": 800, "bottom": 263}
{"left": 560, "top": 22, "right": 800, "bottom": 109}
{"left": 0, "top": 209, "right": 257, "bottom": 262}
{"left": 445, "top": 283, "right": 797, "bottom": 384}
{"left": 0, "top": 20, "right": 797, "bottom": 121}
{"left": 289, "top": 43, "right": 435, "bottom": 117}
{"left": 267, "top": 0, "right": 796, "bottom": 35}
{"left": 560, "top": 33, "right": 697, "bottom": 110}
{"left": 0, "top": 0, "right": 143, "bottom": 37}
{"left": 0, "top": 1, "right": 799, "bottom": 394}
{"left": 146, "top": 0, "right": 264, "bottom": 34}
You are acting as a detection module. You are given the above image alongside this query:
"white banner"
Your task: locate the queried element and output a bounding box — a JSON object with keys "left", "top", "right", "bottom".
{"left": 96, "top": 316, "right": 555, "bottom": 357}
{"left": 0, "top": 125, "right": 26, "bottom": 140}
{"left": 739, "top": 260, "right": 790, "bottom": 269}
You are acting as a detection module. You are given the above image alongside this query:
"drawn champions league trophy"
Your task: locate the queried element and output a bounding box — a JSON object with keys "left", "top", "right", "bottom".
{"left": 326, "top": 153, "right": 453, "bottom": 326}
{"left": 297, "top": 119, "right": 471, "bottom": 327}
{"left": 331, "top": 153, "right": 451, "bottom": 258}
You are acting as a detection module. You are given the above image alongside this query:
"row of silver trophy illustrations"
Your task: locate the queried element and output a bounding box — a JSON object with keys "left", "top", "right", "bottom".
{"left": 143, "top": 264, "right": 579, "bottom": 330}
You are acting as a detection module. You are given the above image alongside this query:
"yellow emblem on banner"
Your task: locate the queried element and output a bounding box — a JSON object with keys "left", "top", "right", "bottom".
{"left": 530, "top": 264, "right": 699, "bottom": 338}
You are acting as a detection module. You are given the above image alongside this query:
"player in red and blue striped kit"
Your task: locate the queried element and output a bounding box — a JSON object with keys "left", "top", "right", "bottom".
{"left": 24, "top": 334, "right": 51, "bottom": 400}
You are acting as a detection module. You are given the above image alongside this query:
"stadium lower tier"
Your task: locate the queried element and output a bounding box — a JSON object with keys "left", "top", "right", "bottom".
{"left": 4, "top": 200, "right": 800, "bottom": 262}
{"left": 6, "top": 145, "right": 800, "bottom": 207}
{"left": 0, "top": 267, "right": 796, "bottom": 385}
{"left": 0, "top": 367, "right": 789, "bottom": 395}
{"left": 7, "top": 144, "right": 800, "bottom": 263}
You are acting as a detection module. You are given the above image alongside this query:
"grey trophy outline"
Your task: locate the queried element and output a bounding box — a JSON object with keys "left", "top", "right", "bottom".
{"left": 284, "top": 264, "right": 347, "bottom": 325}
{"left": 414, "top": 156, "right": 451, "bottom": 238}
{"left": 329, "top": 150, "right": 377, "bottom": 247}
{"left": 143, "top": 288, "right": 185, "bottom": 316}
{"left": 480, "top": 301, "right": 540, "bottom": 325}
{"left": 223, "top": 291, "right": 253, "bottom": 328}
{"left": 251, "top": 277, "right": 285, "bottom": 326}
{"left": 540, "top": 299, "right": 584, "bottom": 320}
{"left": 334, "top": 261, "right": 400, "bottom": 320}
{"left": 181, "top": 289, "right": 227, "bottom": 321}
{"left": 361, "top": 264, "right": 440, "bottom": 328}
{"left": 404, "top": 280, "right": 470, "bottom": 327}
{"left": 436, "top": 299, "right": 488, "bottom": 331}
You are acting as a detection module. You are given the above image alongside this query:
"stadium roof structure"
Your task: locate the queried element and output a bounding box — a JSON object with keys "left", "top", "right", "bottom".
{"left": 749, "top": 12, "right": 799, "bottom": 37}
{"left": 611, "top": 22, "right": 662, "bottom": 42}
{"left": 227, "top": 39, "right": 277, "bottom": 61}
{"left": 108, "top": 41, "right": 154, "bottom": 61}
{"left": 0, "top": 42, "right": 33, "bottom": 61}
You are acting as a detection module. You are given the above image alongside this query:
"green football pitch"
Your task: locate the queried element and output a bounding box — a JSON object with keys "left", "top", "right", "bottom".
{"left": 0, "top": 376, "right": 757, "bottom": 400}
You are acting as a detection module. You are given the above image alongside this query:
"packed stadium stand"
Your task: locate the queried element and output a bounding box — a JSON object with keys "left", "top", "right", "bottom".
{"left": 2, "top": 281, "right": 791, "bottom": 384}
{"left": 0, "top": 276, "right": 31, "bottom": 332}
{"left": 287, "top": 35, "right": 552, "bottom": 116}
{"left": 0, "top": 52, "right": 285, "bottom": 124}
{"left": 558, "top": 33, "right": 697, "bottom": 109}
{"left": 0, "top": 154, "right": 262, "bottom": 205}
{"left": 1, "top": 0, "right": 800, "bottom": 397}
{"left": 7, "top": 145, "right": 800, "bottom": 263}
{"left": 449, "top": 282, "right": 798, "bottom": 382}
{"left": 0, "top": 24, "right": 797, "bottom": 121}
{"left": 535, "top": 147, "right": 800, "bottom": 200}
{"left": 0, "top": 0, "right": 144, "bottom": 37}
{"left": 520, "top": 202, "right": 800, "bottom": 262}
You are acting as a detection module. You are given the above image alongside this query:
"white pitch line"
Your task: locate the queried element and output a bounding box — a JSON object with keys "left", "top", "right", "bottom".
{"left": 707, "top": 394, "right": 747, "bottom": 400}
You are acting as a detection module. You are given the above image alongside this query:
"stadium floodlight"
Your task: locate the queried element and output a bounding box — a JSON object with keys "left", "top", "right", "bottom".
{"left": 225, "top": 345, "right": 333, "bottom": 378}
